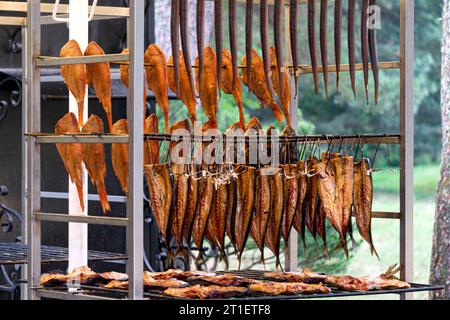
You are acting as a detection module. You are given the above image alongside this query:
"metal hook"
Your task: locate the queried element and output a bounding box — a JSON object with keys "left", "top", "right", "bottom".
{"left": 52, "top": 0, "right": 98, "bottom": 23}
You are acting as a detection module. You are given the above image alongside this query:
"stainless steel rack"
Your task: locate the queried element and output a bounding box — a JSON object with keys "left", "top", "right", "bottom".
{"left": 0, "top": 0, "right": 415, "bottom": 300}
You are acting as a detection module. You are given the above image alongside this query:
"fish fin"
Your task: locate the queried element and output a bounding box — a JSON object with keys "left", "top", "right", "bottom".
{"left": 97, "top": 181, "right": 111, "bottom": 214}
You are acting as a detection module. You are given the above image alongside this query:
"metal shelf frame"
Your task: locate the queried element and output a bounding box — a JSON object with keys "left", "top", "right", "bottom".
{"left": 0, "top": 0, "right": 414, "bottom": 300}
{"left": 18, "top": 0, "right": 145, "bottom": 300}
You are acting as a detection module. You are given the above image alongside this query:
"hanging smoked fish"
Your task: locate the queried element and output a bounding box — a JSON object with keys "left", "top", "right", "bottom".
{"left": 369, "top": 0, "right": 379, "bottom": 104}
{"left": 260, "top": 0, "right": 276, "bottom": 100}
{"left": 274, "top": 0, "right": 284, "bottom": 95}
{"left": 361, "top": 0, "right": 370, "bottom": 104}
{"left": 197, "top": 0, "right": 205, "bottom": 88}
{"left": 245, "top": 0, "right": 254, "bottom": 86}
{"left": 348, "top": 0, "right": 356, "bottom": 98}
{"left": 308, "top": 0, "right": 319, "bottom": 94}
{"left": 320, "top": 0, "right": 329, "bottom": 96}
{"left": 215, "top": 0, "right": 223, "bottom": 96}
{"left": 229, "top": 0, "right": 239, "bottom": 90}
{"left": 290, "top": 0, "right": 299, "bottom": 98}
{"left": 334, "top": 0, "right": 342, "bottom": 90}
{"left": 180, "top": 0, "right": 196, "bottom": 99}
{"left": 171, "top": 0, "right": 180, "bottom": 95}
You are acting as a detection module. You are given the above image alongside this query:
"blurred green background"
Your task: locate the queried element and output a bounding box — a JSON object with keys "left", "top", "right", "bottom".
{"left": 155, "top": 1, "right": 443, "bottom": 299}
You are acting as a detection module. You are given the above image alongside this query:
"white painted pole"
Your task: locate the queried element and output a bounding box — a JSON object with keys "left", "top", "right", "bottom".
{"left": 68, "top": 0, "right": 89, "bottom": 271}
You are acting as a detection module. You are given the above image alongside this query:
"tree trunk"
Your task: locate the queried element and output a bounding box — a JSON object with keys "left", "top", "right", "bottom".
{"left": 154, "top": 0, "right": 214, "bottom": 59}
{"left": 429, "top": 0, "right": 450, "bottom": 300}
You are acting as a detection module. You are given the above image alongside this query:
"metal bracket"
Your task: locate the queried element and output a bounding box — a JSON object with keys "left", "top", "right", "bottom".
{"left": 52, "top": 0, "right": 98, "bottom": 22}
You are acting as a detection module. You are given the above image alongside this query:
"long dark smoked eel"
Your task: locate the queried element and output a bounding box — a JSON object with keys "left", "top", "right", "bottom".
{"left": 171, "top": 0, "right": 180, "bottom": 95}
{"left": 369, "top": 0, "right": 379, "bottom": 105}
{"left": 348, "top": 0, "right": 356, "bottom": 98}
{"left": 290, "top": 0, "right": 299, "bottom": 98}
{"left": 260, "top": 0, "right": 275, "bottom": 101}
{"left": 308, "top": 0, "right": 319, "bottom": 95}
{"left": 197, "top": 0, "right": 205, "bottom": 88}
{"left": 215, "top": 0, "right": 223, "bottom": 96}
{"left": 229, "top": 0, "right": 238, "bottom": 90}
{"left": 180, "top": 0, "right": 195, "bottom": 99}
{"left": 245, "top": 0, "right": 253, "bottom": 86}
{"left": 334, "top": 0, "right": 342, "bottom": 91}
{"left": 320, "top": 0, "right": 329, "bottom": 97}
{"left": 274, "top": 0, "right": 284, "bottom": 95}
{"left": 361, "top": 0, "right": 370, "bottom": 104}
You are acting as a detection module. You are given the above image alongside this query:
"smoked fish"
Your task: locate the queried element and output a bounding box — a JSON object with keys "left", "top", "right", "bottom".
{"left": 281, "top": 164, "right": 299, "bottom": 242}
{"left": 144, "top": 114, "right": 160, "bottom": 165}
{"left": 270, "top": 47, "right": 291, "bottom": 125}
{"left": 111, "top": 119, "right": 129, "bottom": 195}
{"left": 81, "top": 115, "right": 110, "bottom": 214}
{"left": 195, "top": 47, "right": 218, "bottom": 128}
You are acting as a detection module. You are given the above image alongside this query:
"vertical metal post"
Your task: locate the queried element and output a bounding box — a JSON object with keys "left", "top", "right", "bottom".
{"left": 20, "top": 24, "right": 28, "bottom": 301}
{"left": 127, "top": 0, "right": 145, "bottom": 300}
{"left": 284, "top": 3, "right": 298, "bottom": 272}
{"left": 399, "top": 0, "right": 414, "bottom": 300}
{"left": 26, "top": 0, "right": 41, "bottom": 300}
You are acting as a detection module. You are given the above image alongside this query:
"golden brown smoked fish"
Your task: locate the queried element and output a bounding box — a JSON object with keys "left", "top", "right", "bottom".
{"left": 293, "top": 160, "right": 308, "bottom": 249}
{"left": 270, "top": 47, "right": 291, "bottom": 125}
{"left": 241, "top": 50, "right": 284, "bottom": 124}
{"left": 308, "top": 0, "right": 319, "bottom": 94}
{"left": 81, "top": 115, "right": 110, "bottom": 214}
{"left": 251, "top": 167, "right": 271, "bottom": 264}
{"left": 265, "top": 167, "right": 284, "bottom": 269}
{"left": 55, "top": 113, "right": 84, "bottom": 211}
{"left": 210, "top": 168, "right": 229, "bottom": 266}
{"left": 171, "top": 163, "right": 189, "bottom": 253}
{"left": 60, "top": 40, "right": 86, "bottom": 129}
{"left": 145, "top": 44, "right": 170, "bottom": 133}
{"left": 168, "top": 52, "right": 197, "bottom": 126}
{"left": 281, "top": 164, "right": 299, "bottom": 242}
{"left": 354, "top": 158, "right": 378, "bottom": 258}
{"left": 145, "top": 163, "right": 173, "bottom": 246}
{"left": 84, "top": 41, "right": 113, "bottom": 132}
{"left": 144, "top": 114, "right": 160, "bottom": 165}
{"left": 305, "top": 157, "right": 319, "bottom": 239}
{"left": 214, "top": 0, "right": 223, "bottom": 96}
{"left": 183, "top": 163, "right": 199, "bottom": 247}
{"left": 195, "top": 47, "right": 218, "bottom": 128}
{"left": 221, "top": 48, "right": 245, "bottom": 129}
{"left": 234, "top": 165, "right": 256, "bottom": 268}
{"left": 111, "top": 119, "right": 129, "bottom": 195}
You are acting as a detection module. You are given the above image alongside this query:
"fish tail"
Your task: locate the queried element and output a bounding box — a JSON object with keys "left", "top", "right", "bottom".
{"left": 272, "top": 102, "right": 284, "bottom": 124}
{"left": 97, "top": 181, "right": 111, "bottom": 214}
{"left": 77, "top": 101, "right": 84, "bottom": 129}
{"left": 75, "top": 180, "right": 85, "bottom": 212}
{"left": 164, "top": 114, "right": 170, "bottom": 134}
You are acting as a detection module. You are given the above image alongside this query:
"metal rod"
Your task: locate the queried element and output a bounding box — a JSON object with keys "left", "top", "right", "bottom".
{"left": 35, "top": 53, "right": 129, "bottom": 67}
{"left": 0, "top": 16, "right": 26, "bottom": 26}
{"left": 127, "top": 0, "right": 145, "bottom": 300}
{"left": 399, "top": 0, "right": 414, "bottom": 300}
{"left": 26, "top": 0, "right": 42, "bottom": 301}
{"left": 35, "top": 212, "right": 129, "bottom": 227}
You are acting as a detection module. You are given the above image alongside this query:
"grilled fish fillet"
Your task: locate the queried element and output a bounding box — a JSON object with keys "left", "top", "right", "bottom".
{"left": 55, "top": 113, "right": 84, "bottom": 211}
{"left": 60, "top": 40, "right": 86, "bottom": 129}
{"left": 145, "top": 44, "right": 170, "bottom": 132}
{"left": 98, "top": 271, "right": 128, "bottom": 282}
{"left": 84, "top": 41, "right": 113, "bottom": 132}
{"left": 249, "top": 281, "right": 331, "bottom": 295}
{"left": 111, "top": 119, "right": 129, "bottom": 195}
{"left": 354, "top": 158, "right": 378, "bottom": 257}
{"left": 164, "top": 285, "right": 247, "bottom": 299}
{"left": 145, "top": 163, "right": 173, "bottom": 245}
{"left": 195, "top": 47, "right": 218, "bottom": 128}
{"left": 264, "top": 269, "right": 327, "bottom": 284}
{"left": 241, "top": 50, "right": 284, "bottom": 124}
{"left": 81, "top": 115, "right": 111, "bottom": 214}
{"left": 221, "top": 48, "right": 245, "bottom": 129}
{"left": 150, "top": 269, "right": 216, "bottom": 281}
{"left": 168, "top": 51, "right": 197, "bottom": 126}
{"left": 187, "top": 274, "right": 257, "bottom": 287}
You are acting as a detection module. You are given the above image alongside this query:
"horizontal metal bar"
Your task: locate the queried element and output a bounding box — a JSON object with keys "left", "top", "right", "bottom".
{"left": 35, "top": 54, "right": 129, "bottom": 67}
{"left": 27, "top": 133, "right": 401, "bottom": 145}
{"left": 41, "top": 192, "right": 127, "bottom": 204}
{"left": 34, "top": 212, "right": 128, "bottom": 227}
{"left": 0, "top": 16, "right": 26, "bottom": 26}
{"left": 35, "top": 288, "right": 119, "bottom": 301}
{"left": 0, "top": 1, "right": 129, "bottom": 17}
{"left": 40, "top": 14, "right": 126, "bottom": 26}
{"left": 294, "top": 61, "right": 401, "bottom": 75}
{"left": 354, "top": 212, "right": 401, "bottom": 220}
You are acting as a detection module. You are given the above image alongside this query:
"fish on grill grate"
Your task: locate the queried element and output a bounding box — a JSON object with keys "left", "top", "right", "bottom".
{"left": 264, "top": 269, "right": 327, "bottom": 284}
{"left": 164, "top": 284, "right": 248, "bottom": 299}
{"left": 149, "top": 269, "right": 216, "bottom": 281}
{"left": 97, "top": 271, "right": 129, "bottom": 283}
{"left": 187, "top": 273, "right": 257, "bottom": 287}
{"left": 249, "top": 281, "right": 331, "bottom": 295}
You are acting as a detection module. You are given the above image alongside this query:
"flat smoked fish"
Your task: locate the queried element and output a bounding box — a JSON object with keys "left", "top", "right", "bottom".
{"left": 55, "top": 113, "right": 84, "bottom": 211}
{"left": 305, "top": 157, "right": 319, "bottom": 238}
{"left": 144, "top": 114, "right": 160, "bottom": 165}
{"left": 171, "top": 163, "right": 189, "bottom": 252}
{"left": 270, "top": 47, "right": 291, "bottom": 125}
{"left": 81, "top": 115, "right": 110, "bottom": 214}
{"left": 195, "top": 47, "right": 218, "bottom": 128}
{"left": 145, "top": 163, "right": 173, "bottom": 246}
{"left": 281, "top": 164, "right": 299, "bottom": 242}
{"left": 293, "top": 160, "right": 308, "bottom": 248}
{"left": 354, "top": 159, "right": 379, "bottom": 258}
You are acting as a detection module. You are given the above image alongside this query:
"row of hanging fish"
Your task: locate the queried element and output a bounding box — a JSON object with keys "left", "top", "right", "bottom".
{"left": 144, "top": 118, "right": 378, "bottom": 270}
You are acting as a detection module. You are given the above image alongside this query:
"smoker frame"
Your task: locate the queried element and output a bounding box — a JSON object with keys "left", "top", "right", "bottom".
{"left": 0, "top": 0, "right": 415, "bottom": 300}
